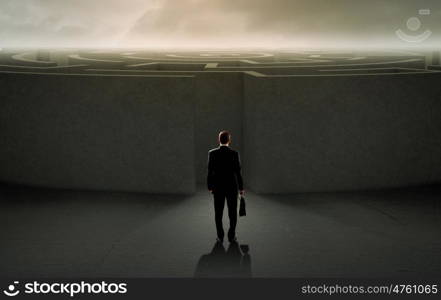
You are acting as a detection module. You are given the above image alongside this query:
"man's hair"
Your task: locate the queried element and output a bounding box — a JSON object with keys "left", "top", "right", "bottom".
{"left": 219, "top": 131, "right": 231, "bottom": 144}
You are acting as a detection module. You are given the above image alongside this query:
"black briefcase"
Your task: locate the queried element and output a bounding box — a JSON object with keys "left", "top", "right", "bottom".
{"left": 239, "top": 195, "right": 246, "bottom": 217}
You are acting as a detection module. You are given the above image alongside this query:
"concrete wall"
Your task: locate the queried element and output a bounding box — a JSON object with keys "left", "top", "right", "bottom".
{"left": 2, "top": 69, "right": 441, "bottom": 194}
{"left": 194, "top": 73, "right": 243, "bottom": 183}
{"left": 0, "top": 73, "right": 196, "bottom": 194}
{"left": 244, "top": 73, "right": 441, "bottom": 193}
{"left": 68, "top": 55, "right": 125, "bottom": 68}
{"left": 11, "top": 52, "right": 57, "bottom": 67}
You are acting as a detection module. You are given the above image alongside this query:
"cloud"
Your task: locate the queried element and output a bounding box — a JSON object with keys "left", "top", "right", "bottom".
{"left": 0, "top": 0, "right": 150, "bottom": 47}
{"left": 125, "top": 0, "right": 441, "bottom": 47}
{"left": 0, "top": 0, "right": 440, "bottom": 48}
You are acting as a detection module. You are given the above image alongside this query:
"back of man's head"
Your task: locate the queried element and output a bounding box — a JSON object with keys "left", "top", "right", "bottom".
{"left": 219, "top": 131, "right": 231, "bottom": 145}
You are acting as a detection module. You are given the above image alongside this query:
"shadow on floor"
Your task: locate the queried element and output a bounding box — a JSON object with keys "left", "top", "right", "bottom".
{"left": 194, "top": 242, "right": 252, "bottom": 278}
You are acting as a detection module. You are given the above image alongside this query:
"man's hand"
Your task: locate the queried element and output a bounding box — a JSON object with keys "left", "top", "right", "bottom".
{"left": 239, "top": 190, "right": 244, "bottom": 195}
{"left": 209, "top": 190, "right": 213, "bottom": 194}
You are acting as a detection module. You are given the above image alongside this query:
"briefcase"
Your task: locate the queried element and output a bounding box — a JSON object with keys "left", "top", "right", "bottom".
{"left": 239, "top": 195, "right": 246, "bottom": 217}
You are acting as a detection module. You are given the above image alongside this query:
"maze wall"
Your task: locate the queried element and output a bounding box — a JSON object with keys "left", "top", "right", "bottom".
{"left": 0, "top": 72, "right": 196, "bottom": 194}
{"left": 1, "top": 49, "right": 440, "bottom": 193}
{"left": 195, "top": 73, "right": 243, "bottom": 182}
{"left": 244, "top": 73, "right": 441, "bottom": 193}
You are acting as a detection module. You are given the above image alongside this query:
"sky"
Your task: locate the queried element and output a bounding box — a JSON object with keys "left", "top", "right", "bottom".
{"left": 0, "top": 0, "right": 440, "bottom": 48}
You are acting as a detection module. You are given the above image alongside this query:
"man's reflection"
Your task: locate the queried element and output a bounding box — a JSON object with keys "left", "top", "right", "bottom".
{"left": 194, "top": 241, "right": 252, "bottom": 277}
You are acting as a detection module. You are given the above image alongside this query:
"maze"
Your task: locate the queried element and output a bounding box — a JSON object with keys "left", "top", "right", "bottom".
{"left": 1, "top": 49, "right": 441, "bottom": 194}
{"left": 0, "top": 49, "right": 438, "bottom": 76}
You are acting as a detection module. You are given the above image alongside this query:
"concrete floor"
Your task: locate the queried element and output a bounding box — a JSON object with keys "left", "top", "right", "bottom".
{"left": 0, "top": 184, "right": 440, "bottom": 278}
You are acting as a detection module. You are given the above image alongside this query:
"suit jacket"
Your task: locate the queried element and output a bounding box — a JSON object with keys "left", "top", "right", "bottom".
{"left": 207, "top": 146, "right": 244, "bottom": 193}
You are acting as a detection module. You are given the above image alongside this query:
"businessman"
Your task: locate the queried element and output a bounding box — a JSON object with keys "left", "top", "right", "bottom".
{"left": 207, "top": 131, "right": 244, "bottom": 243}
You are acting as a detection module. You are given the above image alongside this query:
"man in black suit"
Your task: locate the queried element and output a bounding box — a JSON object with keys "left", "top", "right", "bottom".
{"left": 207, "top": 131, "right": 244, "bottom": 243}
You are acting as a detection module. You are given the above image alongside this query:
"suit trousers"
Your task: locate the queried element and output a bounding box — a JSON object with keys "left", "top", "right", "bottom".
{"left": 213, "top": 191, "right": 238, "bottom": 240}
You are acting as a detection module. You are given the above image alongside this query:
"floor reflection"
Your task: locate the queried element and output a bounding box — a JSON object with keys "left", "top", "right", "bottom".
{"left": 194, "top": 241, "right": 252, "bottom": 277}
